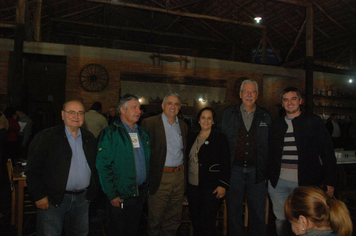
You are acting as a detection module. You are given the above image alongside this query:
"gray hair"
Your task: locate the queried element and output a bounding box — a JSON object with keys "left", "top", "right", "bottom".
{"left": 162, "top": 92, "right": 180, "bottom": 105}
{"left": 240, "top": 79, "right": 259, "bottom": 93}
{"left": 118, "top": 94, "right": 139, "bottom": 115}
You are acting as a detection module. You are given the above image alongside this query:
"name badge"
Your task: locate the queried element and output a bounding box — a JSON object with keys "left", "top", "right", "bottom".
{"left": 129, "top": 133, "right": 140, "bottom": 148}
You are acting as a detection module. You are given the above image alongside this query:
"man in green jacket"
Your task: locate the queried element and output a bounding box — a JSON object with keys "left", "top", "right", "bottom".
{"left": 96, "top": 94, "right": 151, "bottom": 236}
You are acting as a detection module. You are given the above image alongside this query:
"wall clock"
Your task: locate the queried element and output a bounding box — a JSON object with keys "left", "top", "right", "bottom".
{"left": 79, "top": 64, "right": 109, "bottom": 92}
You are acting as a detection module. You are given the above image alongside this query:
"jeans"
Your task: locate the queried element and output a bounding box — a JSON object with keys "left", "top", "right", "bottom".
{"left": 36, "top": 191, "right": 90, "bottom": 236}
{"left": 268, "top": 179, "right": 298, "bottom": 236}
{"left": 227, "top": 165, "right": 266, "bottom": 236}
{"left": 187, "top": 184, "right": 221, "bottom": 236}
{"left": 106, "top": 185, "right": 147, "bottom": 236}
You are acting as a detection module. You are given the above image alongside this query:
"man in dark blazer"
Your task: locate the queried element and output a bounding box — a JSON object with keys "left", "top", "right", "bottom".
{"left": 142, "top": 93, "right": 188, "bottom": 236}
{"left": 26, "top": 100, "right": 99, "bottom": 236}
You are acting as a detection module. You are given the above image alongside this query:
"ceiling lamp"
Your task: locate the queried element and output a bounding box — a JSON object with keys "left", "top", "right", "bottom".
{"left": 254, "top": 16, "right": 262, "bottom": 23}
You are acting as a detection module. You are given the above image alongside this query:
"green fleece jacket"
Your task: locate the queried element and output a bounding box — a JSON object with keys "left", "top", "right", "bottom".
{"left": 96, "top": 119, "right": 150, "bottom": 200}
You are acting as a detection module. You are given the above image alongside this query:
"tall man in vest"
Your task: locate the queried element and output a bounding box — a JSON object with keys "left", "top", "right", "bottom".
{"left": 268, "top": 87, "right": 337, "bottom": 235}
{"left": 218, "top": 79, "right": 272, "bottom": 236}
{"left": 142, "top": 93, "right": 188, "bottom": 236}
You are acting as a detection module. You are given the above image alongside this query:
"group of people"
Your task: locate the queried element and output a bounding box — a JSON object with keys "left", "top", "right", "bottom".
{"left": 23, "top": 78, "right": 353, "bottom": 236}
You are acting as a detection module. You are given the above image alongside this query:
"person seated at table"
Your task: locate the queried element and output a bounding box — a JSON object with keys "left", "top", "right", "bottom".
{"left": 284, "top": 186, "right": 353, "bottom": 236}
{"left": 186, "top": 107, "right": 230, "bottom": 236}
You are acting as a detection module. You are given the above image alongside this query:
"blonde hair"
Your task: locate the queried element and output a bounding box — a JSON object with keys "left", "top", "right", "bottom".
{"left": 284, "top": 186, "right": 353, "bottom": 236}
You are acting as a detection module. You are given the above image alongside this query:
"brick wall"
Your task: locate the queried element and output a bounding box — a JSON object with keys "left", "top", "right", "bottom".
{"left": 66, "top": 55, "right": 265, "bottom": 116}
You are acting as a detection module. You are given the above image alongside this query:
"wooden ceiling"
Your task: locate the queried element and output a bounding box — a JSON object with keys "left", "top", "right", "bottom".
{"left": 1, "top": 0, "right": 355, "bottom": 72}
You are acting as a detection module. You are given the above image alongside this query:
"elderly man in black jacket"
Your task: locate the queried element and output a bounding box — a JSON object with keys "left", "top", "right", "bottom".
{"left": 26, "top": 100, "right": 99, "bottom": 236}
{"left": 218, "top": 79, "right": 272, "bottom": 236}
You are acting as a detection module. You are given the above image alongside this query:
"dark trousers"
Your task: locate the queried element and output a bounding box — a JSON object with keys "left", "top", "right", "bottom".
{"left": 187, "top": 184, "right": 221, "bottom": 236}
{"left": 105, "top": 186, "right": 147, "bottom": 236}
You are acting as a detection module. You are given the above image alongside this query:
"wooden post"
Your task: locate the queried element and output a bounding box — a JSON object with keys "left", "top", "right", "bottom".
{"left": 305, "top": 6, "right": 314, "bottom": 114}
{"left": 33, "top": 0, "right": 42, "bottom": 42}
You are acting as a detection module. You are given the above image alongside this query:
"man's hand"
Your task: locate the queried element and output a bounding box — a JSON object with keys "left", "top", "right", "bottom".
{"left": 110, "top": 196, "right": 122, "bottom": 208}
{"left": 326, "top": 185, "right": 334, "bottom": 197}
{"left": 35, "top": 196, "right": 49, "bottom": 210}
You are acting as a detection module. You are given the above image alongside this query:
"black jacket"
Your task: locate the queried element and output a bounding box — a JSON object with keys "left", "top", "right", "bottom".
{"left": 186, "top": 129, "right": 230, "bottom": 190}
{"left": 26, "top": 124, "right": 99, "bottom": 206}
{"left": 268, "top": 112, "right": 337, "bottom": 188}
{"left": 217, "top": 103, "right": 272, "bottom": 183}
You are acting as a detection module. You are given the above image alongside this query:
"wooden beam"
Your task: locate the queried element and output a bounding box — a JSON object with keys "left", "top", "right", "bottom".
{"left": 262, "top": 27, "right": 267, "bottom": 64}
{"left": 52, "top": 18, "right": 233, "bottom": 44}
{"left": 313, "top": 2, "right": 347, "bottom": 31}
{"left": 306, "top": 7, "right": 313, "bottom": 57}
{"left": 0, "top": 22, "right": 16, "bottom": 28}
{"left": 32, "top": 0, "right": 42, "bottom": 41}
{"left": 272, "top": 0, "right": 310, "bottom": 7}
{"left": 251, "top": 38, "right": 263, "bottom": 63}
{"left": 285, "top": 19, "right": 306, "bottom": 62}
{"left": 170, "top": 0, "right": 205, "bottom": 11}
{"left": 305, "top": 6, "right": 314, "bottom": 114}
{"left": 266, "top": 36, "right": 283, "bottom": 62}
{"left": 88, "top": 0, "right": 265, "bottom": 29}
{"left": 16, "top": 0, "right": 25, "bottom": 24}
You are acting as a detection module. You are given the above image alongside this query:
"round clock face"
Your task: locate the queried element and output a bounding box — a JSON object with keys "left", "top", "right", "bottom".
{"left": 79, "top": 64, "right": 109, "bottom": 92}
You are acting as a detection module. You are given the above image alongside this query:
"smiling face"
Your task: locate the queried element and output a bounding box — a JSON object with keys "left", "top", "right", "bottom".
{"left": 199, "top": 109, "right": 214, "bottom": 131}
{"left": 162, "top": 95, "right": 181, "bottom": 121}
{"left": 282, "top": 91, "right": 302, "bottom": 118}
{"left": 120, "top": 99, "right": 141, "bottom": 127}
{"left": 240, "top": 82, "right": 258, "bottom": 107}
{"left": 61, "top": 101, "right": 85, "bottom": 131}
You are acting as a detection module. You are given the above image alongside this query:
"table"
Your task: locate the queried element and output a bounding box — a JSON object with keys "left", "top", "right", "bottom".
{"left": 336, "top": 150, "right": 356, "bottom": 165}
{"left": 13, "top": 164, "right": 27, "bottom": 236}
{"left": 335, "top": 150, "right": 356, "bottom": 199}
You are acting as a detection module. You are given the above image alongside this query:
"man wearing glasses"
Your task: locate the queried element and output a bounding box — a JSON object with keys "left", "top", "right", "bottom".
{"left": 26, "top": 100, "right": 99, "bottom": 236}
{"left": 218, "top": 79, "right": 272, "bottom": 236}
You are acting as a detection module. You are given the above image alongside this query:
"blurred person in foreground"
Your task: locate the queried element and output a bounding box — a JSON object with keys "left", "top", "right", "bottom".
{"left": 96, "top": 94, "right": 150, "bottom": 236}
{"left": 186, "top": 107, "right": 230, "bottom": 236}
{"left": 26, "top": 100, "right": 99, "bottom": 236}
{"left": 284, "top": 186, "right": 352, "bottom": 236}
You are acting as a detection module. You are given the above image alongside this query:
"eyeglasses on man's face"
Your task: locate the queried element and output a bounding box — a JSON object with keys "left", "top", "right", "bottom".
{"left": 63, "top": 110, "right": 85, "bottom": 117}
{"left": 241, "top": 90, "right": 257, "bottom": 95}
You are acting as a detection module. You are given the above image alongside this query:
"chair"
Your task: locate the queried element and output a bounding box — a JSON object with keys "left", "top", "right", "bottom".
{"left": 6, "top": 158, "right": 16, "bottom": 225}
{"left": 6, "top": 159, "right": 36, "bottom": 227}
{"left": 216, "top": 199, "right": 227, "bottom": 236}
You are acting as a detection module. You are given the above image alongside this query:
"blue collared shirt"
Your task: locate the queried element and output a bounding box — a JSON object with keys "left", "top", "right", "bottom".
{"left": 65, "top": 127, "right": 91, "bottom": 191}
{"left": 122, "top": 121, "right": 147, "bottom": 185}
{"left": 162, "top": 113, "right": 183, "bottom": 167}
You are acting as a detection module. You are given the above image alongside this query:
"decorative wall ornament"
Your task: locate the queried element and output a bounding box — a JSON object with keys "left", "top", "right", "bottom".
{"left": 150, "top": 53, "right": 190, "bottom": 69}
{"left": 79, "top": 64, "right": 109, "bottom": 92}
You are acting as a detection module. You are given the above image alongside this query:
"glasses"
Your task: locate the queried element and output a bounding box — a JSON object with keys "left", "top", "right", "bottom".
{"left": 63, "top": 110, "right": 85, "bottom": 117}
{"left": 241, "top": 90, "right": 257, "bottom": 94}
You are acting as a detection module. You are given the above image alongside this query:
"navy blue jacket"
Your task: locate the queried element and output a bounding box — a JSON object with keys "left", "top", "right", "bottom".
{"left": 268, "top": 112, "right": 337, "bottom": 188}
